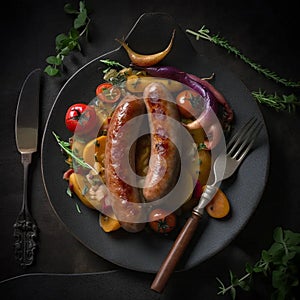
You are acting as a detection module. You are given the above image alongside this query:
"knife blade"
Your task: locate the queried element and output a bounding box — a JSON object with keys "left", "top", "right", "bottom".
{"left": 15, "top": 68, "right": 41, "bottom": 153}
{"left": 14, "top": 68, "right": 41, "bottom": 267}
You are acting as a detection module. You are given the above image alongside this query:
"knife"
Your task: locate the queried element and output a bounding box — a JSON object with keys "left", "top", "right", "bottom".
{"left": 14, "top": 68, "right": 41, "bottom": 267}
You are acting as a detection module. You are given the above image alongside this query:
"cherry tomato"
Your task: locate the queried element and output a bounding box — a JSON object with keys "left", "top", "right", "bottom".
{"left": 176, "top": 89, "right": 204, "bottom": 119}
{"left": 96, "top": 83, "right": 121, "bottom": 104}
{"left": 148, "top": 209, "right": 177, "bottom": 234}
{"left": 65, "top": 103, "right": 98, "bottom": 134}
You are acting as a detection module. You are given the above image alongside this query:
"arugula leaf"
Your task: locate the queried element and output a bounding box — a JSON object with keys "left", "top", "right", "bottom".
{"left": 52, "top": 131, "right": 96, "bottom": 172}
{"left": 100, "top": 59, "right": 126, "bottom": 73}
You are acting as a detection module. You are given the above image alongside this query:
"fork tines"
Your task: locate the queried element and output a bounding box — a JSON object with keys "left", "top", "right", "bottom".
{"left": 227, "top": 116, "right": 263, "bottom": 161}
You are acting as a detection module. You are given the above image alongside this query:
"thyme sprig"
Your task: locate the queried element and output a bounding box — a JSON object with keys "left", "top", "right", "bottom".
{"left": 44, "top": 1, "right": 91, "bottom": 76}
{"left": 252, "top": 90, "right": 299, "bottom": 113}
{"left": 186, "top": 26, "right": 300, "bottom": 88}
{"left": 217, "top": 227, "right": 300, "bottom": 300}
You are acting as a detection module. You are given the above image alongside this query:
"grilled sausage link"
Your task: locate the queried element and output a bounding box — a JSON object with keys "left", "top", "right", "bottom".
{"left": 142, "top": 82, "right": 181, "bottom": 202}
{"left": 105, "top": 94, "right": 146, "bottom": 232}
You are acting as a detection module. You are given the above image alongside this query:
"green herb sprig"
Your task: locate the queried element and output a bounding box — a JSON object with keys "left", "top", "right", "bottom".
{"left": 100, "top": 59, "right": 126, "bottom": 74}
{"left": 52, "top": 131, "right": 96, "bottom": 172}
{"left": 217, "top": 227, "right": 300, "bottom": 300}
{"left": 186, "top": 26, "right": 300, "bottom": 88}
{"left": 252, "top": 90, "right": 299, "bottom": 113}
{"left": 44, "top": 1, "right": 91, "bottom": 76}
{"left": 186, "top": 26, "right": 300, "bottom": 112}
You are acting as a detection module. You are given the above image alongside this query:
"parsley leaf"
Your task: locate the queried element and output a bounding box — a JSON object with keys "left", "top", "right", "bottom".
{"left": 44, "top": 1, "right": 91, "bottom": 77}
{"left": 217, "top": 227, "right": 300, "bottom": 299}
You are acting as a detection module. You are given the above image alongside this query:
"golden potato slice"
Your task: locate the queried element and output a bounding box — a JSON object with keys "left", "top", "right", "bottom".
{"left": 82, "top": 135, "right": 107, "bottom": 167}
{"left": 126, "top": 75, "right": 182, "bottom": 93}
{"left": 69, "top": 172, "right": 94, "bottom": 209}
{"left": 99, "top": 214, "right": 121, "bottom": 232}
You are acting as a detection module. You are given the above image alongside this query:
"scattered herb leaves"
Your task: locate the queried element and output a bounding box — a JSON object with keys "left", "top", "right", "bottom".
{"left": 217, "top": 227, "right": 300, "bottom": 300}
{"left": 44, "top": 1, "right": 91, "bottom": 76}
{"left": 197, "top": 142, "right": 207, "bottom": 151}
{"left": 66, "top": 186, "right": 73, "bottom": 197}
{"left": 75, "top": 202, "right": 82, "bottom": 213}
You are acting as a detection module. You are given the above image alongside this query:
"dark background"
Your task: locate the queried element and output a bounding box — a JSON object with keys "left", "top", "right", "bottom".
{"left": 1, "top": 0, "right": 300, "bottom": 299}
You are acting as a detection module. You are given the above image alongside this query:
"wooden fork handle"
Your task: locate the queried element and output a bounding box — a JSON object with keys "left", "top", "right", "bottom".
{"left": 151, "top": 212, "right": 202, "bottom": 293}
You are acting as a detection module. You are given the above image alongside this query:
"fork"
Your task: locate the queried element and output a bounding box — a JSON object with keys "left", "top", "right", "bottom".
{"left": 151, "top": 116, "right": 263, "bottom": 293}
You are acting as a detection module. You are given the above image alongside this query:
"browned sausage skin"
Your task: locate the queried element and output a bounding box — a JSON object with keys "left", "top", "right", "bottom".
{"left": 143, "top": 82, "right": 181, "bottom": 202}
{"left": 105, "top": 93, "right": 146, "bottom": 232}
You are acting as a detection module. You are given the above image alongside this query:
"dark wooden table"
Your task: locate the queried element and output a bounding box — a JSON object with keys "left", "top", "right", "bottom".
{"left": 1, "top": 1, "right": 299, "bottom": 299}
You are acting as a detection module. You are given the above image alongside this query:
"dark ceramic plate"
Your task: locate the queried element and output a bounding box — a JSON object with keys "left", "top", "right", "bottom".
{"left": 41, "top": 12, "right": 269, "bottom": 273}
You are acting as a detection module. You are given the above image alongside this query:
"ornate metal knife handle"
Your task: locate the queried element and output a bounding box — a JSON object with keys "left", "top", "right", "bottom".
{"left": 13, "top": 153, "right": 38, "bottom": 267}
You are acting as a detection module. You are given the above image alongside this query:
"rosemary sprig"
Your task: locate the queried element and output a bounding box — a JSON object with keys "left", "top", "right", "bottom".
{"left": 52, "top": 131, "right": 96, "bottom": 172}
{"left": 252, "top": 90, "right": 299, "bottom": 113}
{"left": 186, "top": 26, "right": 300, "bottom": 88}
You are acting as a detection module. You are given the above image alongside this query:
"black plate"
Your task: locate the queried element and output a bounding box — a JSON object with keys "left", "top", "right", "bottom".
{"left": 41, "top": 12, "right": 269, "bottom": 273}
